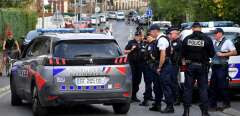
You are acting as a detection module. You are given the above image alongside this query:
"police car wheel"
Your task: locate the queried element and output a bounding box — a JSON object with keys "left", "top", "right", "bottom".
{"left": 10, "top": 76, "right": 22, "bottom": 106}
{"left": 112, "top": 103, "right": 130, "bottom": 114}
{"left": 32, "top": 86, "right": 48, "bottom": 116}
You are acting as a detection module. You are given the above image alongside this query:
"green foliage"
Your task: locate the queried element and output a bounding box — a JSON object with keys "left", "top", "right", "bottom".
{"left": 0, "top": 8, "right": 37, "bottom": 42}
{"left": 150, "top": 0, "right": 240, "bottom": 26}
{"left": 0, "top": 0, "right": 34, "bottom": 8}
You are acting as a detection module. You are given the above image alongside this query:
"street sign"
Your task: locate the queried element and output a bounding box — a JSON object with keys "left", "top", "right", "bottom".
{"left": 51, "top": 10, "right": 64, "bottom": 26}
{"left": 95, "top": 7, "right": 101, "bottom": 13}
{"left": 146, "top": 7, "right": 153, "bottom": 17}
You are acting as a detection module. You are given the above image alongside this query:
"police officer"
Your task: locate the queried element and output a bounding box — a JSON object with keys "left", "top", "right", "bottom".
{"left": 139, "top": 34, "right": 156, "bottom": 106}
{"left": 168, "top": 28, "right": 183, "bottom": 106}
{"left": 181, "top": 22, "right": 215, "bottom": 116}
{"left": 124, "top": 31, "right": 145, "bottom": 102}
{"left": 209, "top": 28, "right": 237, "bottom": 111}
{"left": 148, "top": 24, "right": 175, "bottom": 113}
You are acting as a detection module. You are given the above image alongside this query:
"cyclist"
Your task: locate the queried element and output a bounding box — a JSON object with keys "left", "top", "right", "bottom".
{"left": 3, "top": 31, "right": 21, "bottom": 66}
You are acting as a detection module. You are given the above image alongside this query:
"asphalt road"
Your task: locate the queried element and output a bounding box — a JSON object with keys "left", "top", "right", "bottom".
{"left": 0, "top": 20, "right": 239, "bottom": 116}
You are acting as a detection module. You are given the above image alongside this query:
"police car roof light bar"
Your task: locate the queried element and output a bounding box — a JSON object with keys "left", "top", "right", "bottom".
{"left": 36, "top": 28, "right": 96, "bottom": 33}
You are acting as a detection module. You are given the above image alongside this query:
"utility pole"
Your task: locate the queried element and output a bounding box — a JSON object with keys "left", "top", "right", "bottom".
{"left": 79, "top": 0, "right": 82, "bottom": 22}
{"left": 95, "top": 0, "right": 98, "bottom": 31}
{"left": 42, "top": 0, "right": 45, "bottom": 28}
{"left": 74, "top": 0, "right": 77, "bottom": 22}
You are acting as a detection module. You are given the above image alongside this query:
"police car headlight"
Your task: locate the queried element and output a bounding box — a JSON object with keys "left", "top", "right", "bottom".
{"left": 56, "top": 76, "right": 65, "bottom": 83}
{"left": 229, "top": 67, "right": 238, "bottom": 79}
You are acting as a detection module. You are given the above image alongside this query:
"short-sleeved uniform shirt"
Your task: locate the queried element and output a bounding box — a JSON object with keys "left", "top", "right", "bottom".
{"left": 213, "top": 37, "right": 236, "bottom": 52}
{"left": 157, "top": 35, "right": 169, "bottom": 51}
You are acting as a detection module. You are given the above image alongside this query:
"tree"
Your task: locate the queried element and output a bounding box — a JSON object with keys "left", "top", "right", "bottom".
{"left": 0, "top": 0, "right": 34, "bottom": 8}
{"left": 150, "top": 0, "right": 240, "bottom": 26}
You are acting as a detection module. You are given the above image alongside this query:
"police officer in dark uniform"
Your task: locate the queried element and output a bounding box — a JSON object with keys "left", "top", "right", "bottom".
{"left": 181, "top": 22, "right": 215, "bottom": 116}
{"left": 148, "top": 24, "right": 175, "bottom": 113}
{"left": 168, "top": 28, "right": 183, "bottom": 106}
{"left": 124, "top": 31, "right": 146, "bottom": 102}
{"left": 139, "top": 33, "right": 157, "bottom": 106}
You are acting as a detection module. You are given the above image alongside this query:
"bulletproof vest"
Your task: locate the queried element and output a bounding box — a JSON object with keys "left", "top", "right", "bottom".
{"left": 171, "top": 39, "right": 182, "bottom": 65}
{"left": 212, "top": 38, "right": 228, "bottom": 64}
{"left": 150, "top": 36, "right": 171, "bottom": 60}
{"left": 185, "top": 33, "right": 207, "bottom": 63}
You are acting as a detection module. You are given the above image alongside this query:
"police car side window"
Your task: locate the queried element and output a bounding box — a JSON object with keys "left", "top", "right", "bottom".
{"left": 27, "top": 38, "right": 49, "bottom": 57}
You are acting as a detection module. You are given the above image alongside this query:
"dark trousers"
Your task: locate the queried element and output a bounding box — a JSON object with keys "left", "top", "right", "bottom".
{"left": 130, "top": 61, "right": 143, "bottom": 98}
{"left": 171, "top": 65, "right": 182, "bottom": 102}
{"left": 144, "top": 66, "right": 154, "bottom": 100}
{"left": 209, "top": 65, "right": 230, "bottom": 107}
{"left": 160, "top": 63, "right": 175, "bottom": 106}
{"left": 153, "top": 63, "right": 174, "bottom": 106}
{"left": 183, "top": 64, "right": 209, "bottom": 109}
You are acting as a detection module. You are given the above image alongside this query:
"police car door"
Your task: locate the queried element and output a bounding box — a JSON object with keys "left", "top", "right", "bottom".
{"left": 22, "top": 38, "right": 50, "bottom": 100}
{"left": 229, "top": 36, "right": 240, "bottom": 85}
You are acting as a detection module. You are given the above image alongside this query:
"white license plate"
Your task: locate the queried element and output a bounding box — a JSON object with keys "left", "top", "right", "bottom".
{"left": 74, "top": 77, "right": 109, "bottom": 86}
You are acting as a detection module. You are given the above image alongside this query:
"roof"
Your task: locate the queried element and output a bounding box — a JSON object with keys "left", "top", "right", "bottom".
{"left": 44, "top": 33, "right": 114, "bottom": 41}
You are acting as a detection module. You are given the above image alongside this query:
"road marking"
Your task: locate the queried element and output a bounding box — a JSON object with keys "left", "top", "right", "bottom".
{"left": 0, "top": 85, "right": 10, "bottom": 94}
{"left": 0, "top": 90, "right": 10, "bottom": 99}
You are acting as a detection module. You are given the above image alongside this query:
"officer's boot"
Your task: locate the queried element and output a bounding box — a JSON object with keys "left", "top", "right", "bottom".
{"left": 201, "top": 109, "right": 210, "bottom": 116}
{"left": 149, "top": 104, "right": 161, "bottom": 112}
{"left": 182, "top": 107, "right": 190, "bottom": 116}
{"left": 161, "top": 105, "right": 174, "bottom": 113}
{"left": 174, "top": 97, "right": 181, "bottom": 106}
{"left": 139, "top": 99, "right": 150, "bottom": 106}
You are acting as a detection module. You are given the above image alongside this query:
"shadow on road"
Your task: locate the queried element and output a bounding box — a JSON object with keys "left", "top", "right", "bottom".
{"left": 20, "top": 102, "right": 114, "bottom": 116}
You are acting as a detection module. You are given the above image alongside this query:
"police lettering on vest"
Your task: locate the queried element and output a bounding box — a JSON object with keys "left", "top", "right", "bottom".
{"left": 187, "top": 39, "right": 205, "bottom": 47}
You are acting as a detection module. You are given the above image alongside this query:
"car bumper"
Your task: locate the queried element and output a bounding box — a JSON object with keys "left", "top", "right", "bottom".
{"left": 38, "top": 86, "right": 131, "bottom": 107}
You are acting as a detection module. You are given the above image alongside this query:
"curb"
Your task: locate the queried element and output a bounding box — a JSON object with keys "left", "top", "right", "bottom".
{"left": 0, "top": 85, "right": 10, "bottom": 94}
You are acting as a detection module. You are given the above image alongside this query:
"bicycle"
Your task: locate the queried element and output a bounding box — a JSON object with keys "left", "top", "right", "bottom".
{"left": 3, "top": 50, "right": 19, "bottom": 77}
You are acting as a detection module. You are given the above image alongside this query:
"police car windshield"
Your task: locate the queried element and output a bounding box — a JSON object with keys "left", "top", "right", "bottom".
{"left": 54, "top": 40, "right": 122, "bottom": 59}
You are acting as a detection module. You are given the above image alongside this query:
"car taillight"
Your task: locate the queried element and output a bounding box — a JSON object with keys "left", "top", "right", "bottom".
{"left": 114, "top": 57, "right": 128, "bottom": 64}
{"left": 45, "top": 57, "right": 67, "bottom": 66}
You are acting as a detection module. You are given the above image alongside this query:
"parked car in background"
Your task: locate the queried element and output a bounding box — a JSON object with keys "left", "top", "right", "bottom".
{"left": 138, "top": 15, "right": 152, "bottom": 25}
{"left": 99, "top": 13, "right": 107, "bottom": 23}
{"left": 151, "top": 21, "right": 172, "bottom": 28}
{"left": 108, "top": 11, "right": 117, "bottom": 19}
{"left": 91, "top": 15, "right": 100, "bottom": 25}
{"left": 116, "top": 11, "right": 125, "bottom": 21}
{"left": 181, "top": 21, "right": 237, "bottom": 30}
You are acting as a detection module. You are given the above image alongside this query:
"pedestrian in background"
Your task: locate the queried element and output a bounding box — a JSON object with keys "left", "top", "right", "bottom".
{"left": 181, "top": 22, "right": 215, "bottom": 116}
{"left": 209, "top": 28, "right": 237, "bottom": 111}
{"left": 105, "top": 27, "right": 112, "bottom": 36}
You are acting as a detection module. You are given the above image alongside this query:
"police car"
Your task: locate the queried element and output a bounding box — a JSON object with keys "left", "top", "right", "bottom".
{"left": 180, "top": 27, "right": 240, "bottom": 94}
{"left": 10, "top": 29, "right": 132, "bottom": 116}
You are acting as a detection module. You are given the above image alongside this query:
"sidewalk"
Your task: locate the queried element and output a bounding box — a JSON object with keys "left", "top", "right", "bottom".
{"left": 0, "top": 76, "right": 9, "bottom": 89}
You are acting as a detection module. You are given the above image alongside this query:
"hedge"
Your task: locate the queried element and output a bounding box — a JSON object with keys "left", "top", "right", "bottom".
{"left": 0, "top": 8, "right": 37, "bottom": 43}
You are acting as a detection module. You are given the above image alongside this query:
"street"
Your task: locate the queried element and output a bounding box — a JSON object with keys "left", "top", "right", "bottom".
{"left": 0, "top": 20, "right": 239, "bottom": 116}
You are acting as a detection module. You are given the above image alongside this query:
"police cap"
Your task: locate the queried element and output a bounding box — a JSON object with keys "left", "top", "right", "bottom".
{"left": 135, "top": 31, "right": 142, "bottom": 36}
{"left": 149, "top": 24, "right": 160, "bottom": 31}
{"left": 191, "top": 22, "right": 201, "bottom": 28}
{"left": 165, "top": 27, "right": 179, "bottom": 34}
{"left": 214, "top": 28, "right": 224, "bottom": 34}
